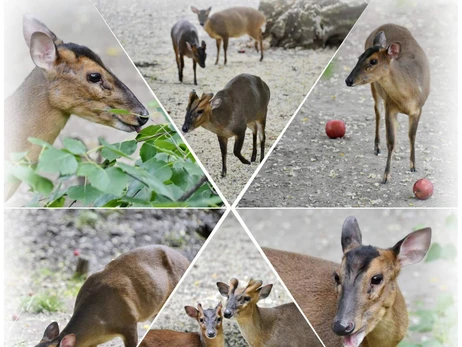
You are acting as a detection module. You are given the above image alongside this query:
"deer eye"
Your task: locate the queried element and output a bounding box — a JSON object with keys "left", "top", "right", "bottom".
{"left": 88, "top": 72, "right": 102, "bottom": 83}
{"left": 371, "top": 275, "right": 383, "bottom": 285}
{"left": 197, "top": 110, "right": 204, "bottom": 115}
{"left": 243, "top": 296, "right": 251, "bottom": 302}
{"left": 370, "top": 59, "right": 378, "bottom": 65}
{"left": 217, "top": 317, "right": 221, "bottom": 323}
{"left": 334, "top": 272, "right": 341, "bottom": 285}
{"left": 199, "top": 318, "right": 204, "bottom": 323}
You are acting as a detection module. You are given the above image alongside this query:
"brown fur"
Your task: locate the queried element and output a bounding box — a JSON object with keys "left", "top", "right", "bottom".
{"left": 191, "top": 6, "right": 265, "bottom": 64}
{"left": 182, "top": 73, "right": 270, "bottom": 177}
{"left": 35, "top": 246, "right": 190, "bottom": 347}
{"left": 217, "top": 278, "right": 319, "bottom": 347}
{"left": 346, "top": 23, "right": 430, "bottom": 183}
{"left": 5, "top": 16, "right": 148, "bottom": 200}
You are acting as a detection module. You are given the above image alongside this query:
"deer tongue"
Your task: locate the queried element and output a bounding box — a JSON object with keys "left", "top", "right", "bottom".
{"left": 343, "top": 330, "right": 365, "bottom": 347}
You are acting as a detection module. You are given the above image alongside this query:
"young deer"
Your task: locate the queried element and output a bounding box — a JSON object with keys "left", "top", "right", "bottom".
{"left": 140, "top": 302, "right": 224, "bottom": 347}
{"left": 171, "top": 20, "right": 207, "bottom": 86}
{"left": 191, "top": 6, "right": 266, "bottom": 64}
{"left": 216, "top": 278, "right": 320, "bottom": 347}
{"left": 345, "top": 24, "right": 430, "bottom": 183}
{"left": 181, "top": 73, "right": 270, "bottom": 177}
{"left": 264, "top": 216, "right": 432, "bottom": 347}
{"left": 35, "top": 245, "right": 190, "bottom": 347}
{"left": 5, "top": 15, "right": 149, "bottom": 200}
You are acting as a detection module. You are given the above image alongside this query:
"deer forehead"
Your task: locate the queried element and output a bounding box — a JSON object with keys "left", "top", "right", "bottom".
{"left": 57, "top": 46, "right": 112, "bottom": 76}
{"left": 342, "top": 247, "right": 397, "bottom": 280}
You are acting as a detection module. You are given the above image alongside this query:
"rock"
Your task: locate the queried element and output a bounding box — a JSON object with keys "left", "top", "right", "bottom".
{"left": 260, "top": 0, "right": 368, "bottom": 48}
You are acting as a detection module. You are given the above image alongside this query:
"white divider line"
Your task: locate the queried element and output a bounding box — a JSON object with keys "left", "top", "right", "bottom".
{"left": 136, "top": 208, "right": 231, "bottom": 347}
{"left": 231, "top": 2, "right": 373, "bottom": 209}
{"left": 232, "top": 209, "right": 327, "bottom": 347}
{"left": 93, "top": 3, "right": 229, "bottom": 209}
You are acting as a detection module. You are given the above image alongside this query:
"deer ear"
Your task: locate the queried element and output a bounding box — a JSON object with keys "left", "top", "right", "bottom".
{"left": 341, "top": 216, "right": 362, "bottom": 253}
{"left": 210, "top": 97, "right": 222, "bottom": 109}
{"left": 373, "top": 31, "right": 387, "bottom": 48}
{"left": 217, "top": 282, "right": 229, "bottom": 297}
{"left": 59, "top": 334, "right": 76, "bottom": 347}
{"left": 41, "top": 322, "right": 60, "bottom": 342}
{"left": 201, "top": 40, "right": 207, "bottom": 49}
{"left": 392, "top": 228, "right": 432, "bottom": 267}
{"left": 206, "top": 7, "right": 212, "bottom": 15}
{"left": 387, "top": 42, "right": 401, "bottom": 59}
{"left": 257, "top": 284, "right": 273, "bottom": 300}
{"left": 185, "top": 305, "right": 199, "bottom": 318}
{"left": 30, "top": 32, "right": 58, "bottom": 71}
{"left": 23, "top": 14, "right": 58, "bottom": 48}
{"left": 191, "top": 6, "right": 199, "bottom": 14}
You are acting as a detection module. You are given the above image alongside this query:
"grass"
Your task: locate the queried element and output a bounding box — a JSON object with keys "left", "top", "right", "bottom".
{"left": 21, "top": 291, "right": 65, "bottom": 314}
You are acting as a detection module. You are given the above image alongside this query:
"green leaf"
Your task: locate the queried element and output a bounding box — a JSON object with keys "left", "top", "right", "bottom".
{"left": 398, "top": 341, "right": 420, "bottom": 347}
{"left": 174, "top": 161, "right": 203, "bottom": 177}
{"left": 63, "top": 138, "right": 87, "bottom": 155}
{"left": 136, "top": 124, "right": 175, "bottom": 141}
{"left": 171, "top": 167, "right": 193, "bottom": 190}
{"left": 67, "top": 185, "right": 101, "bottom": 206}
{"left": 10, "top": 151, "right": 29, "bottom": 162}
{"left": 425, "top": 243, "right": 443, "bottom": 262}
{"left": 77, "top": 163, "right": 128, "bottom": 197}
{"left": 421, "top": 338, "right": 444, "bottom": 347}
{"left": 141, "top": 159, "right": 172, "bottom": 182}
{"left": 140, "top": 142, "right": 157, "bottom": 162}
{"left": 37, "top": 147, "right": 78, "bottom": 175}
{"left": 436, "top": 293, "right": 454, "bottom": 313}
{"left": 117, "top": 162, "right": 175, "bottom": 200}
{"left": 28, "top": 137, "right": 53, "bottom": 148}
{"left": 46, "top": 196, "right": 66, "bottom": 207}
{"left": 442, "top": 244, "right": 457, "bottom": 261}
{"left": 100, "top": 138, "right": 136, "bottom": 161}
{"left": 410, "top": 310, "right": 436, "bottom": 332}
{"left": 108, "top": 108, "right": 131, "bottom": 115}
{"left": 7, "top": 164, "right": 54, "bottom": 195}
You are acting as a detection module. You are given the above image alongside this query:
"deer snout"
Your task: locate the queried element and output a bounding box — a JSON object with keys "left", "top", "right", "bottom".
{"left": 345, "top": 77, "right": 354, "bottom": 87}
{"left": 206, "top": 330, "right": 216, "bottom": 339}
{"left": 223, "top": 309, "right": 233, "bottom": 319}
{"left": 332, "top": 320, "right": 355, "bottom": 336}
{"left": 136, "top": 107, "right": 149, "bottom": 125}
{"left": 182, "top": 125, "right": 189, "bottom": 133}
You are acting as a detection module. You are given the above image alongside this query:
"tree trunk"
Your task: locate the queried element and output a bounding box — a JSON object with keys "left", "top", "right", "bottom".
{"left": 260, "top": 0, "right": 368, "bottom": 49}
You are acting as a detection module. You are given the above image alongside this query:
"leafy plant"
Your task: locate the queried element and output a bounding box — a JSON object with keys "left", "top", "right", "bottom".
{"left": 21, "top": 291, "right": 65, "bottom": 314}
{"left": 6, "top": 123, "right": 222, "bottom": 207}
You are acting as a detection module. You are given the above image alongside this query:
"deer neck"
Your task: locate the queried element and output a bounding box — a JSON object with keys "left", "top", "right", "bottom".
{"left": 59, "top": 310, "right": 113, "bottom": 346}
{"left": 363, "top": 286, "right": 408, "bottom": 347}
{"left": 200, "top": 330, "right": 224, "bottom": 347}
{"left": 236, "top": 306, "right": 272, "bottom": 347}
{"left": 5, "top": 67, "right": 70, "bottom": 160}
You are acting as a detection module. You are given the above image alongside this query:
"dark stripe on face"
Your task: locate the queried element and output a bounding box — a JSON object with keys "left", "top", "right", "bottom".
{"left": 358, "top": 46, "right": 381, "bottom": 64}
{"left": 345, "top": 246, "right": 380, "bottom": 279}
{"left": 61, "top": 42, "right": 107, "bottom": 68}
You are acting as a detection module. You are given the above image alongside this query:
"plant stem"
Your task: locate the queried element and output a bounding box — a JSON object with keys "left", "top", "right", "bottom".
{"left": 178, "top": 175, "right": 208, "bottom": 202}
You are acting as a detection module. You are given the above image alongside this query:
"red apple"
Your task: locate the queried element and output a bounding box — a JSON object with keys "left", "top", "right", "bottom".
{"left": 326, "top": 120, "right": 346, "bottom": 139}
{"left": 413, "top": 178, "right": 434, "bottom": 200}
{"left": 73, "top": 249, "right": 80, "bottom": 257}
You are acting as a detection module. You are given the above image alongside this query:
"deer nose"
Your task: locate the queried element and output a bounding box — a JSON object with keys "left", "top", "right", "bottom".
{"left": 345, "top": 77, "right": 354, "bottom": 87}
{"left": 224, "top": 310, "right": 232, "bottom": 319}
{"left": 332, "top": 320, "right": 355, "bottom": 336}
{"left": 137, "top": 115, "right": 149, "bottom": 126}
{"left": 182, "top": 125, "right": 188, "bottom": 133}
{"left": 206, "top": 331, "right": 216, "bottom": 338}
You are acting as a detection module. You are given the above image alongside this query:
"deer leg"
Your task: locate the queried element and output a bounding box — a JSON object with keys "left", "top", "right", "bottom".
{"left": 218, "top": 136, "right": 228, "bottom": 178}
{"left": 215, "top": 38, "right": 222, "bottom": 65}
{"left": 257, "top": 117, "right": 266, "bottom": 161}
{"left": 248, "top": 123, "right": 258, "bottom": 162}
{"left": 259, "top": 29, "right": 264, "bottom": 61}
{"left": 223, "top": 36, "right": 229, "bottom": 65}
{"left": 371, "top": 83, "right": 381, "bottom": 155}
{"left": 254, "top": 40, "right": 259, "bottom": 52}
{"left": 193, "top": 60, "right": 197, "bottom": 86}
{"left": 179, "top": 54, "right": 184, "bottom": 83}
{"left": 121, "top": 326, "right": 138, "bottom": 347}
{"left": 383, "top": 107, "right": 398, "bottom": 184}
{"left": 233, "top": 131, "right": 250, "bottom": 165}
{"left": 173, "top": 46, "right": 180, "bottom": 82}
{"left": 408, "top": 109, "right": 422, "bottom": 172}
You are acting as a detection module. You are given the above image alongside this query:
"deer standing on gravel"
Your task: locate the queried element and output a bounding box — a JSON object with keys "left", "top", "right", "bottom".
{"left": 34, "top": 245, "right": 189, "bottom": 347}
{"left": 345, "top": 23, "right": 430, "bottom": 183}
{"left": 216, "top": 278, "right": 320, "bottom": 347}
{"left": 140, "top": 302, "right": 224, "bottom": 347}
{"left": 5, "top": 15, "right": 149, "bottom": 200}
{"left": 171, "top": 20, "right": 207, "bottom": 85}
{"left": 191, "top": 6, "right": 266, "bottom": 64}
{"left": 264, "top": 216, "right": 432, "bottom": 347}
{"left": 181, "top": 73, "right": 270, "bottom": 177}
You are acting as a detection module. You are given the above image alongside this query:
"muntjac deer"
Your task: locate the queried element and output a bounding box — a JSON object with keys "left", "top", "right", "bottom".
{"left": 264, "top": 216, "right": 432, "bottom": 347}
{"left": 35, "top": 245, "right": 190, "bottom": 347}
{"left": 140, "top": 302, "right": 224, "bottom": 347}
{"left": 216, "top": 278, "right": 321, "bottom": 347}
{"left": 171, "top": 20, "right": 207, "bottom": 86}
{"left": 345, "top": 23, "right": 430, "bottom": 183}
{"left": 181, "top": 73, "right": 270, "bottom": 177}
{"left": 191, "top": 6, "right": 266, "bottom": 65}
{"left": 5, "top": 15, "right": 149, "bottom": 200}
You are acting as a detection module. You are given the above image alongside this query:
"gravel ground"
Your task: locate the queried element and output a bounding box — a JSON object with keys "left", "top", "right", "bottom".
{"left": 239, "top": 0, "right": 458, "bottom": 207}
{"left": 4, "top": 0, "right": 175, "bottom": 207}
{"left": 96, "top": 0, "right": 338, "bottom": 204}
{"left": 239, "top": 208, "right": 458, "bottom": 345}
{"left": 4, "top": 209, "right": 223, "bottom": 347}
{"left": 146, "top": 212, "right": 316, "bottom": 346}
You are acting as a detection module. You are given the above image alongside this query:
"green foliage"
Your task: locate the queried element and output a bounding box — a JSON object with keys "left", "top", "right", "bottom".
{"left": 322, "top": 60, "right": 336, "bottom": 79}
{"left": 21, "top": 291, "right": 65, "bottom": 314}
{"left": 7, "top": 123, "right": 222, "bottom": 207}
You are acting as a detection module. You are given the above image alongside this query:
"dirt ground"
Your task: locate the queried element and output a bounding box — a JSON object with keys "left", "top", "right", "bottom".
{"left": 147, "top": 212, "right": 320, "bottom": 346}
{"left": 239, "top": 0, "right": 458, "bottom": 208}
{"left": 4, "top": 209, "right": 223, "bottom": 347}
{"left": 239, "top": 208, "right": 458, "bottom": 345}
{"left": 96, "top": 0, "right": 338, "bottom": 204}
{"left": 4, "top": 0, "right": 176, "bottom": 207}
